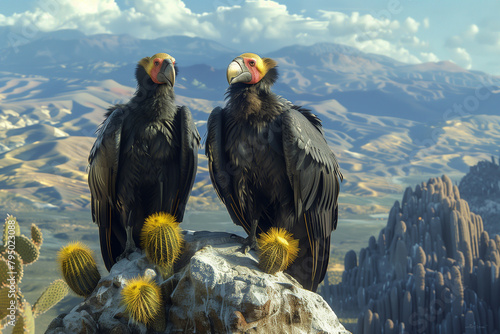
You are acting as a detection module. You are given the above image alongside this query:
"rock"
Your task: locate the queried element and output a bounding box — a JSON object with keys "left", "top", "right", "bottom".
{"left": 324, "top": 174, "right": 500, "bottom": 333}
{"left": 459, "top": 158, "right": 500, "bottom": 235}
{"left": 46, "top": 231, "right": 349, "bottom": 334}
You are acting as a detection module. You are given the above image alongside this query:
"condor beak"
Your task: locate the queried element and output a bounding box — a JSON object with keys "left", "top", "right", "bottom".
{"left": 227, "top": 57, "right": 252, "bottom": 84}
{"left": 156, "top": 58, "right": 175, "bottom": 86}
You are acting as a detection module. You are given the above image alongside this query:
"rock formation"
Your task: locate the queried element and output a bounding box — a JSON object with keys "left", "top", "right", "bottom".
{"left": 459, "top": 157, "right": 500, "bottom": 235}
{"left": 46, "top": 231, "right": 349, "bottom": 334}
{"left": 322, "top": 175, "right": 500, "bottom": 334}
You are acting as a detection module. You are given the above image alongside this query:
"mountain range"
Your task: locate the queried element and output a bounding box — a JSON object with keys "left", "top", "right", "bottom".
{"left": 0, "top": 30, "right": 499, "bottom": 217}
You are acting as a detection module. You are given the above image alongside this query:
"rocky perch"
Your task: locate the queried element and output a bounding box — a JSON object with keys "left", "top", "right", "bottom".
{"left": 46, "top": 231, "right": 349, "bottom": 333}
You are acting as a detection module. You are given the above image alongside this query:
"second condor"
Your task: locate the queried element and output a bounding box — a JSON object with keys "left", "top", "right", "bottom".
{"left": 206, "top": 53, "right": 343, "bottom": 292}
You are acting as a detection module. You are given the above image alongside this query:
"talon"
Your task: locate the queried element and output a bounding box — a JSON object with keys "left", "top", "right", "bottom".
{"left": 117, "top": 225, "right": 138, "bottom": 261}
{"left": 238, "top": 219, "right": 259, "bottom": 253}
{"left": 239, "top": 235, "right": 258, "bottom": 254}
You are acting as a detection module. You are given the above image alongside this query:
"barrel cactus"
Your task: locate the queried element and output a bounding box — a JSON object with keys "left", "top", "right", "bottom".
{"left": 257, "top": 227, "right": 299, "bottom": 275}
{"left": 58, "top": 241, "right": 101, "bottom": 297}
{"left": 140, "top": 212, "right": 183, "bottom": 277}
{"left": 121, "top": 276, "right": 165, "bottom": 330}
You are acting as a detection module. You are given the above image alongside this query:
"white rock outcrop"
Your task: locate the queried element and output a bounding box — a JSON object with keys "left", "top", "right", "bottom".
{"left": 46, "top": 231, "right": 349, "bottom": 334}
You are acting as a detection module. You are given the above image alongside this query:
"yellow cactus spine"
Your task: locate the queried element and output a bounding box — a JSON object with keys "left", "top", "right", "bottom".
{"left": 140, "top": 212, "right": 183, "bottom": 275}
{"left": 30, "top": 224, "right": 43, "bottom": 248}
{"left": 58, "top": 242, "right": 101, "bottom": 297}
{"left": 32, "top": 279, "right": 69, "bottom": 317}
{"left": 257, "top": 228, "right": 299, "bottom": 275}
{"left": 121, "top": 276, "right": 164, "bottom": 329}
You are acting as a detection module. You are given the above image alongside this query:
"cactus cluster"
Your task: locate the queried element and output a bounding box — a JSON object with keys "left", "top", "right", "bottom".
{"left": 257, "top": 227, "right": 299, "bottom": 275}
{"left": 57, "top": 241, "right": 101, "bottom": 297}
{"left": 321, "top": 175, "right": 500, "bottom": 333}
{"left": 0, "top": 214, "right": 69, "bottom": 332}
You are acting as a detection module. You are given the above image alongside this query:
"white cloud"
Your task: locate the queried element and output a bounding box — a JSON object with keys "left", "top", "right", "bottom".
{"left": 423, "top": 18, "right": 429, "bottom": 29}
{"left": 0, "top": 0, "right": 436, "bottom": 65}
{"left": 443, "top": 20, "right": 500, "bottom": 73}
{"left": 465, "top": 24, "right": 479, "bottom": 38}
{"left": 450, "top": 47, "right": 472, "bottom": 69}
{"left": 420, "top": 52, "right": 439, "bottom": 62}
{"left": 0, "top": 0, "right": 122, "bottom": 34}
{"left": 403, "top": 17, "right": 419, "bottom": 34}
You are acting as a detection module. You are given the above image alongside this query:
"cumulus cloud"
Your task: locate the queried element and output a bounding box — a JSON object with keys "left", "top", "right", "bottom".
{"left": 422, "top": 18, "right": 430, "bottom": 29}
{"left": 419, "top": 51, "right": 439, "bottom": 62}
{"left": 0, "top": 0, "right": 437, "bottom": 65}
{"left": 403, "top": 17, "right": 419, "bottom": 34}
{"left": 447, "top": 22, "right": 500, "bottom": 50}
{"left": 450, "top": 47, "right": 472, "bottom": 69}
{"left": 465, "top": 24, "right": 479, "bottom": 38}
{"left": 443, "top": 20, "right": 500, "bottom": 72}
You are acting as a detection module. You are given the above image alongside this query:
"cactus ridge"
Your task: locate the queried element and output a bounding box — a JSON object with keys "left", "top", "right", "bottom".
{"left": 58, "top": 242, "right": 100, "bottom": 297}
{"left": 140, "top": 212, "right": 183, "bottom": 268}
{"left": 121, "top": 276, "right": 162, "bottom": 327}
{"left": 33, "top": 279, "right": 69, "bottom": 317}
{"left": 257, "top": 227, "right": 299, "bottom": 275}
{"left": 15, "top": 235, "right": 39, "bottom": 265}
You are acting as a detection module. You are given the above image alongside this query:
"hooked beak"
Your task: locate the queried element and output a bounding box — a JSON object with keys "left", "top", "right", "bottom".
{"left": 227, "top": 57, "right": 252, "bottom": 84}
{"left": 156, "top": 58, "right": 175, "bottom": 86}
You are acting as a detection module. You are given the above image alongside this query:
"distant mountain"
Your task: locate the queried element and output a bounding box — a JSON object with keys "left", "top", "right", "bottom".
{"left": 0, "top": 31, "right": 236, "bottom": 81}
{"left": 0, "top": 32, "right": 499, "bottom": 214}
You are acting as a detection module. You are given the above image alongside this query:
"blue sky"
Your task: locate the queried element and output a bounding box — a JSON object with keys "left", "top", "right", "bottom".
{"left": 1, "top": 0, "right": 499, "bottom": 75}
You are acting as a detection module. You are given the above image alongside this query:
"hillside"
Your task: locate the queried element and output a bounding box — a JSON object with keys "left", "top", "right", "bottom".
{"left": 0, "top": 32, "right": 499, "bottom": 215}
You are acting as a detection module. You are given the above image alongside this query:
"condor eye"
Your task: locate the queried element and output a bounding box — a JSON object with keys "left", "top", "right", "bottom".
{"left": 249, "top": 60, "right": 256, "bottom": 67}
{"left": 154, "top": 61, "right": 160, "bottom": 66}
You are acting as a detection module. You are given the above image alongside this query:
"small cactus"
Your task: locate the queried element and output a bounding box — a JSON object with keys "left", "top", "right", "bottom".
{"left": 30, "top": 224, "right": 43, "bottom": 248}
{"left": 0, "top": 215, "right": 66, "bottom": 332}
{"left": 257, "top": 227, "right": 299, "bottom": 275}
{"left": 32, "top": 279, "right": 69, "bottom": 317}
{"left": 121, "top": 276, "right": 163, "bottom": 328}
{"left": 140, "top": 212, "right": 183, "bottom": 273}
{"left": 14, "top": 235, "right": 40, "bottom": 265}
{"left": 58, "top": 242, "right": 101, "bottom": 297}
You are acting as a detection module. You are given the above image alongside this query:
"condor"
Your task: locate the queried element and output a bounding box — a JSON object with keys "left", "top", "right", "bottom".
{"left": 206, "top": 53, "right": 342, "bottom": 291}
{"left": 88, "top": 53, "right": 200, "bottom": 271}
